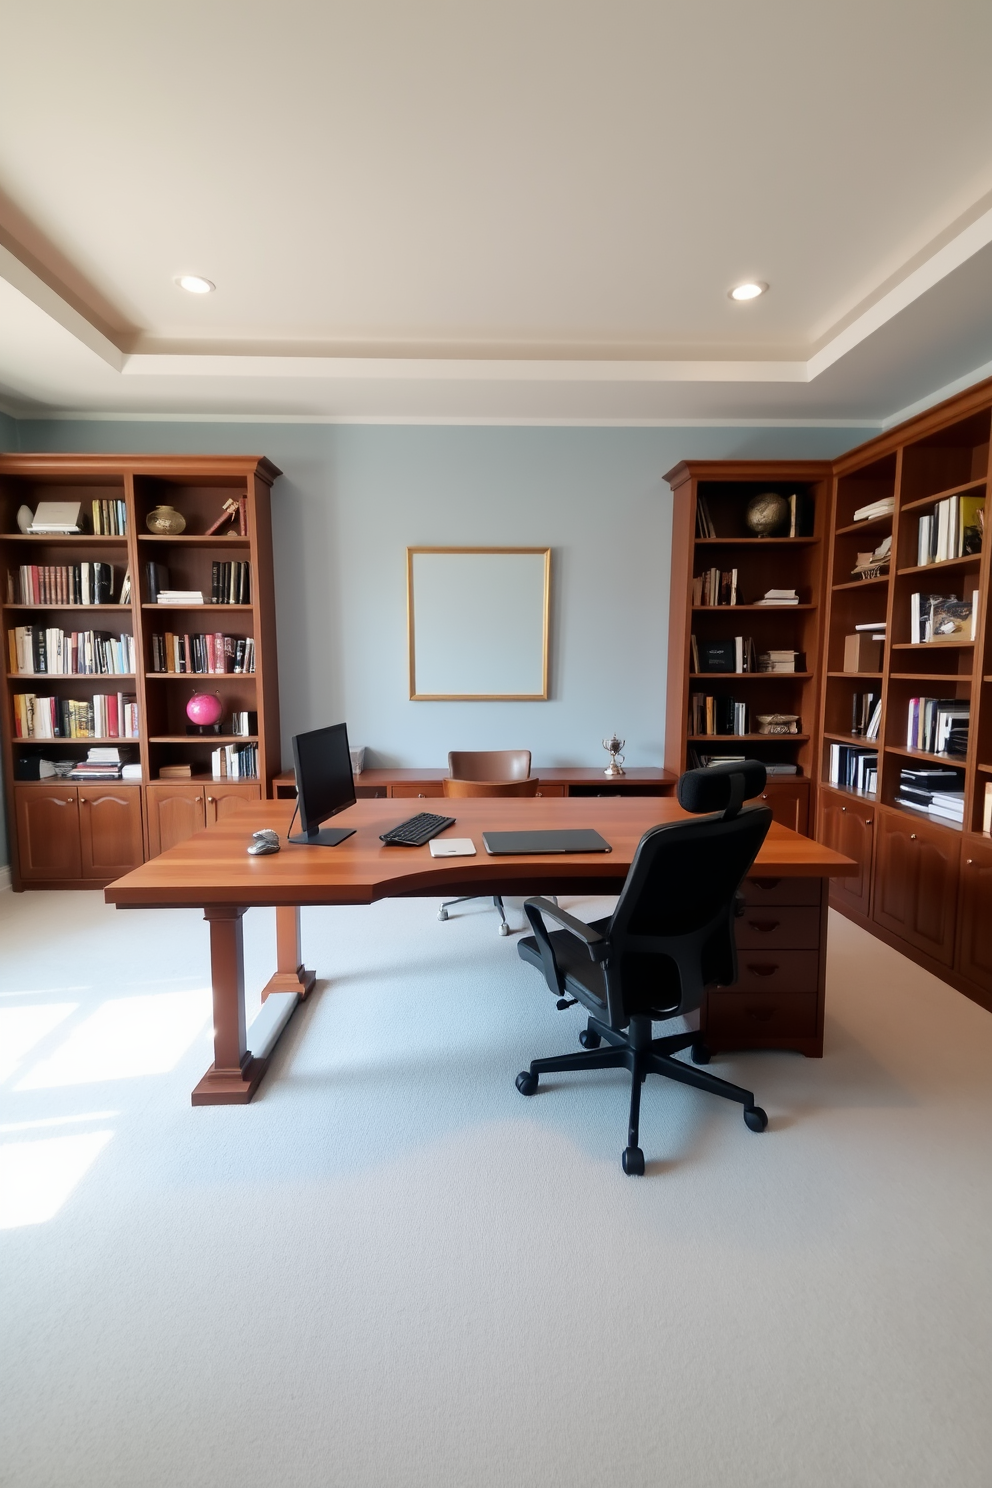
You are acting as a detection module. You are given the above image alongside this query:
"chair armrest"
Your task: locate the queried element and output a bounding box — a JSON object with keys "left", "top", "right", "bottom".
{"left": 524, "top": 897, "right": 610, "bottom": 962}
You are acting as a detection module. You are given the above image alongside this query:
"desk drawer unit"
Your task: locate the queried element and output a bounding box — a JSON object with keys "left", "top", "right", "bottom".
{"left": 699, "top": 876, "right": 826, "bottom": 1058}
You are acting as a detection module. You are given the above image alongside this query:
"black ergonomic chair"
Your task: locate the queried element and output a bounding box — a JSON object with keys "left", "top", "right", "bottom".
{"left": 514, "top": 760, "right": 773, "bottom": 1175}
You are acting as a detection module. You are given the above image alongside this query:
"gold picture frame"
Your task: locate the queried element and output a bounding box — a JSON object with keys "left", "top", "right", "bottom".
{"left": 407, "top": 547, "right": 551, "bottom": 700}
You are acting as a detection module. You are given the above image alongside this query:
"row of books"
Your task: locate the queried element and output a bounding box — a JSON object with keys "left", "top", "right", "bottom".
{"left": 689, "top": 694, "right": 748, "bottom": 736}
{"left": 691, "top": 568, "right": 738, "bottom": 606}
{"left": 909, "top": 590, "right": 978, "bottom": 643}
{"left": 916, "top": 494, "right": 983, "bottom": 566}
{"left": 70, "top": 747, "right": 141, "bottom": 781}
{"left": 13, "top": 691, "right": 139, "bottom": 739}
{"left": 211, "top": 742, "right": 258, "bottom": 779}
{"left": 690, "top": 636, "right": 755, "bottom": 673}
{"left": 8, "top": 562, "right": 118, "bottom": 606}
{"left": 144, "top": 562, "right": 252, "bottom": 605}
{"left": 895, "top": 766, "right": 964, "bottom": 825}
{"left": 230, "top": 711, "right": 257, "bottom": 737}
{"left": 851, "top": 691, "right": 882, "bottom": 740}
{"left": 91, "top": 498, "right": 128, "bottom": 536}
{"left": 853, "top": 496, "right": 894, "bottom": 522}
{"left": 906, "top": 697, "right": 969, "bottom": 756}
{"left": 7, "top": 627, "right": 135, "bottom": 677}
{"left": 149, "top": 632, "right": 256, "bottom": 674}
{"left": 828, "top": 744, "right": 877, "bottom": 795}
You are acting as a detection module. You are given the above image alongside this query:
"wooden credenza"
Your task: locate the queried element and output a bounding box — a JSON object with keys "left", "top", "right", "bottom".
{"left": 272, "top": 766, "right": 679, "bottom": 800}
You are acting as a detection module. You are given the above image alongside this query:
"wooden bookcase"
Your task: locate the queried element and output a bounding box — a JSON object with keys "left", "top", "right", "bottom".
{"left": 663, "top": 460, "right": 833, "bottom": 836}
{"left": 0, "top": 454, "right": 282, "bottom": 890}
{"left": 816, "top": 380, "right": 992, "bottom": 1011}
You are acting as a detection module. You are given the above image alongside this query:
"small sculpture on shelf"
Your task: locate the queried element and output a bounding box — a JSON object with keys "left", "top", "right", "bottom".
{"left": 146, "top": 505, "right": 186, "bottom": 535}
{"left": 602, "top": 733, "right": 626, "bottom": 776}
{"left": 746, "top": 492, "right": 789, "bottom": 537}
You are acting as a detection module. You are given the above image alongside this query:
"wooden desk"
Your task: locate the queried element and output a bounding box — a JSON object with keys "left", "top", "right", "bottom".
{"left": 105, "top": 797, "right": 854, "bottom": 1105}
{"left": 272, "top": 766, "right": 679, "bottom": 799}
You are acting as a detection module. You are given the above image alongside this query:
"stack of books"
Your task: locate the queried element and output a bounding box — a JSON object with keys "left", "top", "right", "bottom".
{"left": 758, "top": 649, "right": 805, "bottom": 673}
{"left": 852, "top": 496, "right": 894, "bottom": 523}
{"left": 211, "top": 742, "right": 258, "bottom": 779}
{"left": 156, "top": 589, "right": 204, "bottom": 605}
{"left": 755, "top": 588, "right": 799, "bottom": 606}
{"left": 69, "top": 747, "right": 124, "bottom": 780}
{"left": 906, "top": 697, "right": 969, "bottom": 755}
{"left": 828, "top": 744, "right": 877, "bottom": 794}
{"left": 9, "top": 561, "right": 115, "bottom": 605}
{"left": 691, "top": 568, "right": 738, "bottom": 606}
{"left": 8, "top": 627, "right": 135, "bottom": 676}
{"left": 689, "top": 694, "right": 747, "bottom": 736}
{"left": 917, "top": 493, "right": 984, "bottom": 565}
{"left": 158, "top": 763, "right": 193, "bottom": 780}
{"left": 895, "top": 766, "right": 965, "bottom": 823}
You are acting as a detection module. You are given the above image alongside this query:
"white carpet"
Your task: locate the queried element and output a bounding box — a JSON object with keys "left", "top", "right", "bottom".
{"left": 1, "top": 887, "right": 991, "bottom": 1488}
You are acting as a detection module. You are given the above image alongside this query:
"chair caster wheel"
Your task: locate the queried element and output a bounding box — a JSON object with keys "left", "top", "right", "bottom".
{"left": 438, "top": 909, "right": 449, "bottom": 921}
{"left": 516, "top": 1071, "right": 538, "bottom": 1096}
{"left": 744, "top": 1106, "right": 768, "bottom": 1132}
{"left": 579, "top": 1028, "right": 601, "bottom": 1048}
{"left": 690, "top": 1041, "right": 711, "bottom": 1065}
{"left": 499, "top": 922, "right": 510, "bottom": 936}
{"left": 622, "top": 1146, "right": 645, "bottom": 1176}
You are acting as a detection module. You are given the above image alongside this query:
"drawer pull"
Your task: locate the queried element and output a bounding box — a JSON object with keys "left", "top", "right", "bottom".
{"left": 746, "top": 963, "right": 779, "bottom": 977}
{"left": 747, "top": 919, "right": 780, "bottom": 934}
{"left": 910, "top": 833, "right": 917, "bottom": 841}
{"left": 746, "top": 1007, "right": 775, "bottom": 1022}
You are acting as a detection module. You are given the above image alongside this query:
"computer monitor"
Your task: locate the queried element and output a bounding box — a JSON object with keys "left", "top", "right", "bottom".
{"left": 289, "top": 722, "right": 357, "bottom": 846}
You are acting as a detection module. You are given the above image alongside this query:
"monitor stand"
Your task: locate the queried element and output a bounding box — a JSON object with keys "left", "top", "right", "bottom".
{"left": 288, "top": 826, "right": 356, "bottom": 847}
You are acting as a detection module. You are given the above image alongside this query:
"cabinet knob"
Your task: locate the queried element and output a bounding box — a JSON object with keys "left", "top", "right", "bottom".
{"left": 418, "top": 793, "right": 426, "bottom": 798}
{"left": 536, "top": 791, "right": 543, "bottom": 797}
{"left": 865, "top": 818, "right": 872, "bottom": 826}
{"left": 910, "top": 833, "right": 917, "bottom": 840}
{"left": 966, "top": 858, "right": 974, "bottom": 865}
{"left": 841, "top": 806, "right": 847, "bottom": 812}
{"left": 206, "top": 796, "right": 214, "bottom": 803}
{"left": 761, "top": 793, "right": 768, "bottom": 800}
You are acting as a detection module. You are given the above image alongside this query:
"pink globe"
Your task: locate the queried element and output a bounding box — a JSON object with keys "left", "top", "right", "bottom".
{"left": 186, "top": 693, "right": 223, "bottom": 727}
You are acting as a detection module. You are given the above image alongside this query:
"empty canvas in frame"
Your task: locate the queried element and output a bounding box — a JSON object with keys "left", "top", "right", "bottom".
{"left": 407, "top": 547, "right": 551, "bottom": 700}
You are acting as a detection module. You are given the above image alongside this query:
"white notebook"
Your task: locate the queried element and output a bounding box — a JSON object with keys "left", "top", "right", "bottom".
{"left": 429, "top": 837, "right": 476, "bottom": 857}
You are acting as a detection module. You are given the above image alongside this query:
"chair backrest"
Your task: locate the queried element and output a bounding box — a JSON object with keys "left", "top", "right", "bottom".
{"left": 443, "top": 776, "right": 541, "bottom": 798}
{"left": 600, "top": 761, "right": 772, "bottom": 1025}
{"left": 447, "top": 749, "right": 532, "bottom": 782}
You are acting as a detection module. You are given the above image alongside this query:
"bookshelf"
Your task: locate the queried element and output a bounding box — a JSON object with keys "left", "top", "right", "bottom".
{"left": 664, "top": 460, "right": 833, "bottom": 836}
{"left": 816, "top": 381, "right": 992, "bottom": 1011}
{"left": 0, "top": 454, "right": 282, "bottom": 889}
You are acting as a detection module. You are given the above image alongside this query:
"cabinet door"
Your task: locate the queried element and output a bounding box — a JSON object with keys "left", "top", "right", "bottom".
{"left": 205, "top": 781, "right": 261, "bottom": 824}
{"left": 872, "top": 808, "right": 958, "bottom": 965}
{"left": 816, "top": 787, "right": 874, "bottom": 916}
{"left": 145, "top": 785, "right": 206, "bottom": 857}
{"left": 756, "top": 779, "right": 809, "bottom": 835}
{"left": 14, "top": 785, "right": 81, "bottom": 881}
{"left": 956, "top": 839, "right": 992, "bottom": 990}
{"left": 78, "top": 786, "right": 144, "bottom": 878}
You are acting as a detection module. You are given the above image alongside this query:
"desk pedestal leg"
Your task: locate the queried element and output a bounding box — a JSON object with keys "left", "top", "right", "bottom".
{"left": 192, "top": 905, "right": 267, "bottom": 1106}
{"left": 262, "top": 906, "right": 316, "bottom": 1001}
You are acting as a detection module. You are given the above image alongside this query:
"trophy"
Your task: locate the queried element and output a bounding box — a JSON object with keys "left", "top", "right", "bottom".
{"left": 602, "top": 733, "right": 626, "bottom": 777}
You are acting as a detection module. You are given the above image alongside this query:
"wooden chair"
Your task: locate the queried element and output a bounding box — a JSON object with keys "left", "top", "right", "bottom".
{"left": 439, "top": 755, "right": 538, "bottom": 934}
{"left": 447, "top": 749, "right": 531, "bottom": 782}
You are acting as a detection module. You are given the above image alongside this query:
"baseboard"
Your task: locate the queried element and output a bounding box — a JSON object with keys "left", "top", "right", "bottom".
{"left": 0, "top": 864, "right": 11, "bottom": 891}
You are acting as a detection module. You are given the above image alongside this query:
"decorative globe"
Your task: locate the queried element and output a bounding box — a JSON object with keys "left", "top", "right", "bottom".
{"left": 186, "top": 693, "right": 223, "bottom": 727}
{"left": 746, "top": 491, "right": 790, "bottom": 537}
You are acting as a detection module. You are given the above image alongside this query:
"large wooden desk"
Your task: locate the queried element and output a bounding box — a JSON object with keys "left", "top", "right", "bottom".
{"left": 105, "top": 797, "right": 854, "bottom": 1105}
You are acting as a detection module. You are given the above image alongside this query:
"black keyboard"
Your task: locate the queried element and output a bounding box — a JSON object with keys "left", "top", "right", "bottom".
{"left": 379, "top": 812, "right": 456, "bottom": 846}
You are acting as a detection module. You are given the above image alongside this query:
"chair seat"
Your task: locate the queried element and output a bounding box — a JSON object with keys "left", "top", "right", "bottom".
{"left": 517, "top": 916, "right": 612, "bottom": 1012}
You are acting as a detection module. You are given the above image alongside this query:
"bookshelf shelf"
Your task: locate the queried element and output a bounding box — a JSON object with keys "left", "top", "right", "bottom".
{"left": 896, "top": 554, "right": 982, "bottom": 576}
{"left": 884, "top": 743, "right": 966, "bottom": 766}
{"left": 689, "top": 672, "right": 813, "bottom": 681}
{"left": 890, "top": 672, "right": 974, "bottom": 682}
{"left": 0, "top": 453, "right": 282, "bottom": 891}
{"left": 823, "top": 730, "right": 879, "bottom": 746}
{"left": 835, "top": 514, "right": 893, "bottom": 537}
{"left": 826, "top": 670, "right": 883, "bottom": 679}
{"left": 832, "top": 575, "right": 889, "bottom": 591}
{"left": 687, "top": 733, "right": 810, "bottom": 743}
{"left": 693, "top": 537, "right": 817, "bottom": 546}
{"left": 901, "top": 479, "right": 986, "bottom": 513}
{"left": 891, "top": 640, "right": 975, "bottom": 650}
{"left": 691, "top": 603, "right": 816, "bottom": 612}
{"left": 976, "top": 763, "right": 992, "bottom": 774}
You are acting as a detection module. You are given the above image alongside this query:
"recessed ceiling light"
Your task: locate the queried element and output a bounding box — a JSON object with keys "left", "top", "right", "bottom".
{"left": 176, "top": 275, "right": 215, "bottom": 294}
{"left": 729, "top": 282, "right": 767, "bottom": 302}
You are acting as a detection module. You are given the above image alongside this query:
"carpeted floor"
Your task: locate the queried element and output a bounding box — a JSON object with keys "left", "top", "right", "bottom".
{"left": 1, "top": 886, "right": 991, "bottom": 1488}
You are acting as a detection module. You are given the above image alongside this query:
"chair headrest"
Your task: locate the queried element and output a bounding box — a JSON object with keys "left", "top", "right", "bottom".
{"left": 677, "top": 760, "right": 767, "bottom": 818}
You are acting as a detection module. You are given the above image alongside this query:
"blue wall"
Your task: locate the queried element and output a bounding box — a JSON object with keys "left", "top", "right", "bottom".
{"left": 0, "top": 417, "right": 875, "bottom": 869}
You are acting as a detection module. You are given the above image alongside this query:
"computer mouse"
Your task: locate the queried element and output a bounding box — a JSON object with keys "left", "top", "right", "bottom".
{"left": 247, "top": 838, "right": 280, "bottom": 856}
{"left": 252, "top": 829, "right": 280, "bottom": 844}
